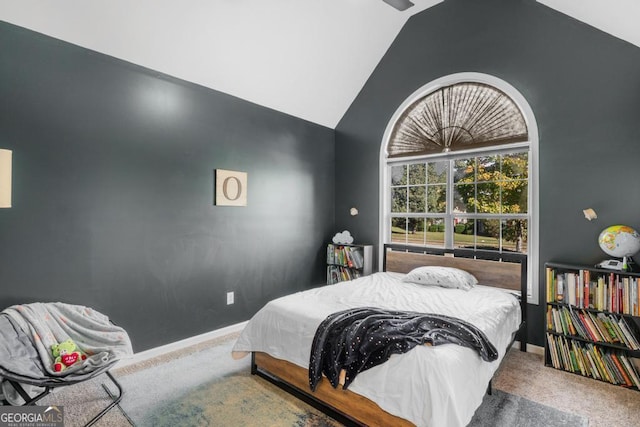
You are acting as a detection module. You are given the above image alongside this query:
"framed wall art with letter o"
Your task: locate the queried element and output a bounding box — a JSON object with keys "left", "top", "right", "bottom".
{"left": 215, "top": 169, "right": 247, "bottom": 206}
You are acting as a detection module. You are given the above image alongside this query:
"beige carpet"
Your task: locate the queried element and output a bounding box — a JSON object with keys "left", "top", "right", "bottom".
{"left": 494, "top": 348, "right": 640, "bottom": 427}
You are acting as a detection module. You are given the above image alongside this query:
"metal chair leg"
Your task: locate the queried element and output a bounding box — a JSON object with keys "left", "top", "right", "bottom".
{"left": 84, "top": 371, "right": 124, "bottom": 427}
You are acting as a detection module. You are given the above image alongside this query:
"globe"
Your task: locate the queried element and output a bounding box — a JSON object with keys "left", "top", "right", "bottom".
{"left": 598, "top": 225, "right": 640, "bottom": 258}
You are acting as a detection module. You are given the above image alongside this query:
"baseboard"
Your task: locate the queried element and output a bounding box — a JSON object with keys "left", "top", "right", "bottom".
{"left": 115, "top": 321, "right": 248, "bottom": 369}
{"left": 526, "top": 343, "right": 544, "bottom": 355}
{"left": 511, "top": 341, "right": 544, "bottom": 356}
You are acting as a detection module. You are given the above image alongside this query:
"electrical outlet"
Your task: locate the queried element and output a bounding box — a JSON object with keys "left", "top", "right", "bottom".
{"left": 226, "top": 291, "right": 234, "bottom": 305}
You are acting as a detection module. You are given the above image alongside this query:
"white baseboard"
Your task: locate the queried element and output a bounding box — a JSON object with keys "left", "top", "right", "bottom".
{"left": 512, "top": 341, "right": 544, "bottom": 356}
{"left": 115, "top": 321, "right": 248, "bottom": 369}
{"left": 526, "top": 343, "right": 544, "bottom": 355}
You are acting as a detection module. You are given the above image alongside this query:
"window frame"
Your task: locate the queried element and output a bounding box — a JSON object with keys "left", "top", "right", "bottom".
{"left": 387, "top": 145, "right": 529, "bottom": 248}
{"left": 379, "top": 73, "right": 540, "bottom": 304}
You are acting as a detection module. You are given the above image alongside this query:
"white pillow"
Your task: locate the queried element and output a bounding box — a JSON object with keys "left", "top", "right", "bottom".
{"left": 402, "top": 266, "right": 478, "bottom": 290}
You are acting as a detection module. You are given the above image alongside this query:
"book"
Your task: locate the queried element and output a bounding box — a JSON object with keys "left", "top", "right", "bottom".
{"left": 619, "top": 317, "right": 640, "bottom": 350}
{"left": 350, "top": 248, "right": 364, "bottom": 269}
{"left": 546, "top": 334, "right": 559, "bottom": 369}
{"left": 567, "top": 273, "right": 576, "bottom": 306}
{"left": 570, "top": 340, "right": 586, "bottom": 376}
{"left": 589, "top": 345, "right": 614, "bottom": 384}
{"left": 344, "top": 247, "right": 354, "bottom": 268}
{"left": 546, "top": 267, "right": 553, "bottom": 303}
{"left": 585, "top": 351, "right": 601, "bottom": 380}
{"left": 587, "top": 312, "right": 608, "bottom": 342}
{"left": 610, "top": 353, "right": 633, "bottom": 387}
{"left": 327, "top": 244, "right": 335, "bottom": 264}
{"left": 596, "top": 313, "right": 620, "bottom": 343}
{"left": 620, "top": 354, "right": 640, "bottom": 389}
{"left": 578, "top": 311, "right": 601, "bottom": 342}
{"left": 583, "top": 270, "right": 590, "bottom": 309}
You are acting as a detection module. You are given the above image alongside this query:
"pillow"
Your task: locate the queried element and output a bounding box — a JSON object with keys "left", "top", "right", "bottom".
{"left": 401, "top": 266, "right": 478, "bottom": 290}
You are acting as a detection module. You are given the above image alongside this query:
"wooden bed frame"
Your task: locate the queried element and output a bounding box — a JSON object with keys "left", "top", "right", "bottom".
{"left": 252, "top": 244, "right": 528, "bottom": 427}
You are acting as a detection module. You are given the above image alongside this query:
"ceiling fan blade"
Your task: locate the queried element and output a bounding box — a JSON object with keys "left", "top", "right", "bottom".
{"left": 382, "top": 0, "right": 415, "bottom": 11}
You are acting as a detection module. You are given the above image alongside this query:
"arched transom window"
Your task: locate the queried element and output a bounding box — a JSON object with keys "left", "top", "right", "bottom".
{"left": 381, "top": 74, "right": 539, "bottom": 303}
{"left": 388, "top": 82, "right": 528, "bottom": 157}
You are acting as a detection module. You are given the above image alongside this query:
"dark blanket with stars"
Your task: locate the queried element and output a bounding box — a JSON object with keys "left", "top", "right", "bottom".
{"left": 308, "top": 307, "right": 498, "bottom": 391}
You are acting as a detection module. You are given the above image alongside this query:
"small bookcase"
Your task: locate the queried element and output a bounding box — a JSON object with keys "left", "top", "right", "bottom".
{"left": 326, "top": 244, "right": 373, "bottom": 284}
{"left": 544, "top": 262, "right": 640, "bottom": 390}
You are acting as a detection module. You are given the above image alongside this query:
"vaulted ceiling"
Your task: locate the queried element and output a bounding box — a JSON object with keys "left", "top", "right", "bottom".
{"left": 2, "top": 0, "right": 639, "bottom": 128}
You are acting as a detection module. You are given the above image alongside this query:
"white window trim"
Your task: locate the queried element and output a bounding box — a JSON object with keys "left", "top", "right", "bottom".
{"left": 379, "top": 72, "right": 540, "bottom": 305}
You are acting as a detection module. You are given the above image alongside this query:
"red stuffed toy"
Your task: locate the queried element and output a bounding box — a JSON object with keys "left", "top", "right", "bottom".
{"left": 51, "top": 339, "right": 87, "bottom": 372}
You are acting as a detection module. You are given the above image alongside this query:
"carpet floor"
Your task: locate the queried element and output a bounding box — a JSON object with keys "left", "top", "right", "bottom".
{"left": 23, "top": 334, "right": 607, "bottom": 427}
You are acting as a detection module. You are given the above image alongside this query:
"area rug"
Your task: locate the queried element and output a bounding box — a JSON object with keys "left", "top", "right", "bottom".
{"left": 134, "top": 372, "right": 588, "bottom": 427}
{"left": 468, "top": 390, "right": 588, "bottom": 427}
{"left": 142, "top": 372, "right": 341, "bottom": 427}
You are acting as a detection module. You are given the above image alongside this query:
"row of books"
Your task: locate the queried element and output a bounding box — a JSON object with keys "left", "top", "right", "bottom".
{"left": 547, "top": 306, "right": 640, "bottom": 350}
{"left": 327, "top": 265, "right": 362, "bottom": 284}
{"left": 546, "top": 267, "right": 640, "bottom": 315}
{"left": 326, "top": 244, "right": 365, "bottom": 269}
{"left": 546, "top": 333, "right": 640, "bottom": 388}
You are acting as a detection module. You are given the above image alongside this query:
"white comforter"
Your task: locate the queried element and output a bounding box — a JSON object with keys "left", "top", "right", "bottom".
{"left": 232, "top": 272, "right": 521, "bottom": 427}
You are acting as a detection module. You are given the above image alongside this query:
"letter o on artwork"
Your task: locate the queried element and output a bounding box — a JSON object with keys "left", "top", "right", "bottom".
{"left": 215, "top": 169, "right": 248, "bottom": 206}
{"left": 223, "top": 176, "right": 242, "bottom": 201}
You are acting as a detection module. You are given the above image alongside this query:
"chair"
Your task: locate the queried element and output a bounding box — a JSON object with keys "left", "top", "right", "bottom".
{"left": 0, "top": 302, "right": 133, "bottom": 426}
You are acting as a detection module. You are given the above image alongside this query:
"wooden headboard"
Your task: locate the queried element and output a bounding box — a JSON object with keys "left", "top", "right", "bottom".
{"left": 384, "top": 244, "right": 526, "bottom": 292}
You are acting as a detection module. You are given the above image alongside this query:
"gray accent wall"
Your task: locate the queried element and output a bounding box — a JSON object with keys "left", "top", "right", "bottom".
{"left": 335, "top": 0, "right": 640, "bottom": 346}
{"left": 0, "top": 22, "right": 335, "bottom": 351}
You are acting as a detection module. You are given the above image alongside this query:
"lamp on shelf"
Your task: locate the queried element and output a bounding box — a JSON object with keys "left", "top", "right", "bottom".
{"left": 0, "top": 149, "right": 11, "bottom": 208}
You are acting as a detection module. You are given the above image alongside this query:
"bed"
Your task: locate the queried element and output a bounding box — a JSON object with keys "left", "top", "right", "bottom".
{"left": 232, "top": 244, "right": 528, "bottom": 427}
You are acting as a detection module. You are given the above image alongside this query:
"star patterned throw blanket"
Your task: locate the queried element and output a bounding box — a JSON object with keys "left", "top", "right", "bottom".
{"left": 309, "top": 307, "right": 498, "bottom": 391}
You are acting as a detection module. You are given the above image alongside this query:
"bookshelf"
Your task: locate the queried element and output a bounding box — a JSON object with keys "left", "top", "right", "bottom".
{"left": 544, "top": 262, "right": 640, "bottom": 390}
{"left": 326, "top": 243, "right": 373, "bottom": 284}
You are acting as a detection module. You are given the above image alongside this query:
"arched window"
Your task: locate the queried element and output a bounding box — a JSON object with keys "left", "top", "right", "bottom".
{"left": 380, "top": 73, "right": 539, "bottom": 303}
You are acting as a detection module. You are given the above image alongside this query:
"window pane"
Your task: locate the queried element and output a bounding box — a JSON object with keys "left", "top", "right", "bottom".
{"left": 501, "top": 181, "right": 528, "bottom": 214}
{"left": 476, "top": 219, "right": 500, "bottom": 250}
{"left": 454, "top": 184, "right": 476, "bottom": 213}
{"left": 391, "top": 217, "right": 407, "bottom": 243}
{"left": 425, "top": 218, "right": 445, "bottom": 247}
{"left": 502, "top": 152, "right": 528, "bottom": 180}
{"left": 453, "top": 218, "right": 475, "bottom": 249}
{"left": 477, "top": 156, "right": 498, "bottom": 182}
{"left": 476, "top": 182, "right": 500, "bottom": 214}
{"left": 408, "top": 164, "right": 426, "bottom": 185}
{"left": 391, "top": 188, "right": 407, "bottom": 213}
{"left": 407, "top": 218, "right": 426, "bottom": 245}
{"left": 502, "top": 219, "right": 528, "bottom": 253}
{"left": 427, "top": 184, "right": 446, "bottom": 213}
{"left": 453, "top": 158, "right": 475, "bottom": 184}
{"left": 387, "top": 151, "right": 528, "bottom": 256}
{"left": 409, "top": 186, "right": 426, "bottom": 213}
{"left": 391, "top": 165, "right": 407, "bottom": 185}
{"left": 427, "top": 161, "right": 447, "bottom": 184}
